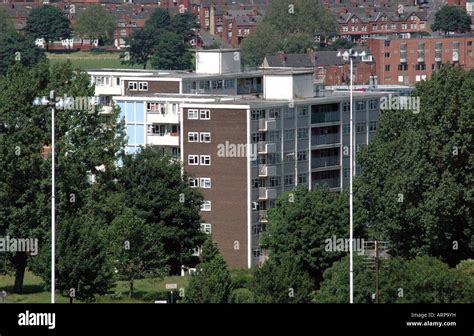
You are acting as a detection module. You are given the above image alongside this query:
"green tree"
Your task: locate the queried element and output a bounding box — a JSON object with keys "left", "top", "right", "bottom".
{"left": 229, "top": 288, "right": 256, "bottom": 303}
{"left": 121, "top": 27, "right": 155, "bottom": 69}
{"left": 357, "top": 65, "right": 474, "bottom": 266}
{"left": 251, "top": 254, "right": 314, "bottom": 303}
{"left": 117, "top": 147, "right": 204, "bottom": 274}
{"left": 431, "top": 5, "right": 472, "bottom": 34}
{"left": 261, "top": 186, "right": 352, "bottom": 283}
{"left": 184, "top": 238, "right": 232, "bottom": 303}
{"left": 146, "top": 8, "right": 172, "bottom": 31}
{"left": 150, "top": 31, "right": 193, "bottom": 70}
{"left": 317, "top": 256, "right": 474, "bottom": 303}
{"left": 25, "top": 5, "right": 71, "bottom": 51}
{"left": 0, "top": 61, "right": 125, "bottom": 292}
{"left": 0, "top": 31, "right": 45, "bottom": 76}
{"left": 106, "top": 208, "right": 168, "bottom": 298}
{"left": 73, "top": 5, "right": 116, "bottom": 45}
{"left": 240, "top": 0, "right": 337, "bottom": 66}
{"left": 322, "top": 37, "right": 354, "bottom": 51}
{"left": 33, "top": 212, "right": 114, "bottom": 302}
{"left": 171, "top": 12, "right": 199, "bottom": 43}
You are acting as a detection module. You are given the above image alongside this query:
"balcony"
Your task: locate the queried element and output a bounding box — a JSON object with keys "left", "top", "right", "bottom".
{"left": 311, "top": 156, "right": 340, "bottom": 169}
{"left": 258, "top": 119, "right": 276, "bottom": 132}
{"left": 311, "top": 133, "right": 340, "bottom": 146}
{"left": 258, "top": 187, "right": 277, "bottom": 200}
{"left": 313, "top": 178, "right": 340, "bottom": 189}
{"left": 259, "top": 210, "right": 268, "bottom": 223}
{"left": 99, "top": 106, "right": 113, "bottom": 115}
{"left": 258, "top": 142, "right": 276, "bottom": 154}
{"left": 237, "top": 84, "right": 262, "bottom": 95}
{"left": 147, "top": 133, "right": 179, "bottom": 146}
{"left": 311, "top": 111, "right": 339, "bottom": 124}
{"left": 258, "top": 164, "right": 277, "bottom": 177}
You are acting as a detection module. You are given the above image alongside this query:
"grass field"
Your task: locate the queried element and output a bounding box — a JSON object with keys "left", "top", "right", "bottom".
{"left": 0, "top": 271, "right": 189, "bottom": 303}
{"left": 46, "top": 51, "right": 149, "bottom": 70}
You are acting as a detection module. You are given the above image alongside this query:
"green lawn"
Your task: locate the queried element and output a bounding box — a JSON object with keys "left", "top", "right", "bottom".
{"left": 0, "top": 271, "right": 189, "bottom": 304}
{"left": 46, "top": 51, "right": 149, "bottom": 70}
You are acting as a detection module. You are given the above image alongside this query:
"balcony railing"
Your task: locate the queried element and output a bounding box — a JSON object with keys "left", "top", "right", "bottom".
{"left": 258, "top": 164, "right": 277, "bottom": 177}
{"left": 258, "top": 119, "right": 276, "bottom": 132}
{"left": 258, "top": 142, "right": 276, "bottom": 154}
{"left": 258, "top": 187, "right": 277, "bottom": 200}
{"left": 311, "top": 156, "right": 340, "bottom": 168}
{"left": 259, "top": 210, "right": 268, "bottom": 223}
{"left": 313, "top": 178, "right": 340, "bottom": 189}
{"left": 311, "top": 133, "right": 340, "bottom": 146}
{"left": 237, "top": 84, "right": 263, "bottom": 95}
{"left": 311, "top": 111, "right": 340, "bottom": 124}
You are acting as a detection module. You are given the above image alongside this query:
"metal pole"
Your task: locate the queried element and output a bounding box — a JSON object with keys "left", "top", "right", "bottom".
{"left": 50, "top": 90, "right": 56, "bottom": 304}
{"left": 375, "top": 240, "right": 380, "bottom": 304}
{"left": 349, "top": 56, "right": 354, "bottom": 304}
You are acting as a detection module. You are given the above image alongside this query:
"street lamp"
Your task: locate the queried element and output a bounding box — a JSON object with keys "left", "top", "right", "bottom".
{"left": 336, "top": 49, "right": 366, "bottom": 304}
{"left": 33, "top": 90, "right": 60, "bottom": 304}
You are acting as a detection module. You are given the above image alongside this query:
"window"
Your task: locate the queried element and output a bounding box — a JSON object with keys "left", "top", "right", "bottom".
{"left": 200, "top": 109, "right": 210, "bottom": 120}
{"left": 200, "top": 132, "right": 211, "bottom": 143}
{"left": 201, "top": 223, "right": 211, "bottom": 234}
{"left": 384, "top": 52, "right": 390, "bottom": 58}
{"left": 416, "top": 63, "right": 426, "bottom": 71}
{"left": 201, "top": 201, "right": 212, "bottom": 211}
{"left": 284, "top": 129, "right": 295, "bottom": 141}
{"left": 385, "top": 65, "right": 391, "bottom": 72}
{"left": 188, "top": 109, "right": 198, "bottom": 119}
{"left": 200, "top": 178, "right": 211, "bottom": 188}
{"left": 297, "top": 151, "right": 307, "bottom": 161}
{"left": 146, "top": 102, "right": 160, "bottom": 112}
{"left": 298, "top": 173, "right": 307, "bottom": 184}
{"left": 269, "top": 108, "right": 280, "bottom": 119}
{"left": 369, "top": 100, "right": 378, "bottom": 110}
{"left": 224, "top": 79, "right": 235, "bottom": 88}
{"left": 252, "top": 202, "right": 259, "bottom": 211}
{"left": 369, "top": 121, "right": 378, "bottom": 132}
{"left": 298, "top": 106, "right": 309, "bottom": 117}
{"left": 128, "top": 82, "right": 137, "bottom": 90}
{"left": 284, "top": 108, "right": 295, "bottom": 118}
{"left": 188, "top": 132, "right": 199, "bottom": 142}
{"left": 343, "top": 167, "right": 350, "bottom": 178}
{"left": 200, "top": 155, "right": 211, "bottom": 165}
{"left": 356, "top": 122, "right": 366, "bottom": 133}
{"left": 284, "top": 152, "right": 295, "bottom": 162}
{"left": 189, "top": 177, "right": 199, "bottom": 188}
{"left": 253, "top": 248, "right": 261, "bottom": 258}
{"left": 252, "top": 179, "right": 259, "bottom": 189}
{"left": 150, "top": 124, "right": 165, "bottom": 136}
{"left": 269, "top": 176, "right": 280, "bottom": 187}
{"left": 138, "top": 82, "right": 148, "bottom": 91}
{"left": 252, "top": 224, "right": 262, "bottom": 235}
{"left": 398, "top": 64, "right": 408, "bottom": 71}
{"left": 188, "top": 155, "right": 199, "bottom": 165}
{"left": 343, "top": 102, "right": 350, "bottom": 112}
{"left": 356, "top": 101, "right": 366, "bottom": 111}
{"left": 284, "top": 174, "right": 294, "bottom": 186}
{"left": 343, "top": 123, "right": 350, "bottom": 134}
{"left": 297, "top": 128, "right": 309, "bottom": 139}
{"left": 268, "top": 131, "right": 281, "bottom": 142}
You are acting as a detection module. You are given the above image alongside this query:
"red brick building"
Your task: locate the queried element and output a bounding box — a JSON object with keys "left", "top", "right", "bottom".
{"left": 368, "top": 35, "right": 474, "bottom": 85}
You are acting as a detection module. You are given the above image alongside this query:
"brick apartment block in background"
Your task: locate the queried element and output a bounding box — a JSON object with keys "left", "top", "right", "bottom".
{"left": 263, "top": 48, "right": 375, "bottom": 86}
{"left": 368, "top": 35, "right": 474, "bottom": 85}
{"left": 90, "top": 50, "right": 388, "bottom": 268}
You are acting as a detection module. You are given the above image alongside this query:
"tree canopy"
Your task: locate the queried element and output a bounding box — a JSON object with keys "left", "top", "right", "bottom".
{"left": 356, "top": 65, "right": 474, "bottom": 266}
{"left": 73, "top": 5, "right": 116, "bottom": 44}
{"left": 25, "top": 5, "right": 71, "bottom": 49}
{"left": 431, "top": 5, "right": 472, "bottom": 34}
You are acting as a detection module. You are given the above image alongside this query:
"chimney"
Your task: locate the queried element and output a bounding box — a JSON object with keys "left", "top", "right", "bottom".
{"left": 278, "top": 51, "right": 286, "bottom": 67}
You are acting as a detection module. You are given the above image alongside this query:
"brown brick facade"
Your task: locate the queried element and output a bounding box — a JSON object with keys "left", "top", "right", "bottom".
{"left": 183, "top": 107, "right": 249, "bottom": 268}
{"left": 124, "top": 80, "right": 180, "bottom": 95}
